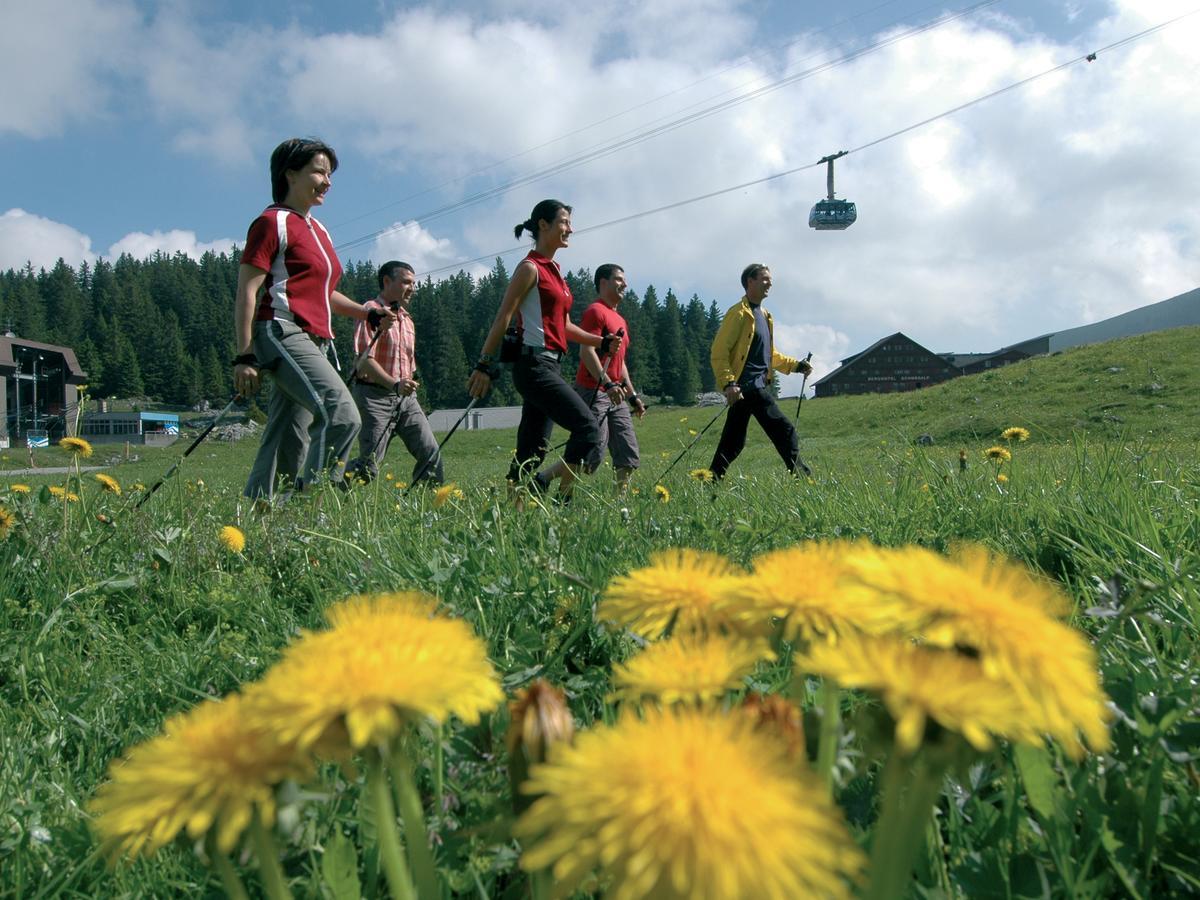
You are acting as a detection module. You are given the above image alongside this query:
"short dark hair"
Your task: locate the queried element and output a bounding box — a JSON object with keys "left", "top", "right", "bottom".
{"left": 270, "top": 138, "right": 339, "bottom": 204}
{"left": 377, "top": 260, "right": 415, "bottom": 290}
{"left": 514, "top": 199, "right": 572, "bottom": 240}
{"left": 741, "top": 263, "right": 769, "bottom": 290}
{"left": 594, "top": 263, "right": 623, "bottom": 292}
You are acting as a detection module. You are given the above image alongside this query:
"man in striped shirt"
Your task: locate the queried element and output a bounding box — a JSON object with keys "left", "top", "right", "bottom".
{"left": 346, "top": 261, "right": 443, "bottom": 485}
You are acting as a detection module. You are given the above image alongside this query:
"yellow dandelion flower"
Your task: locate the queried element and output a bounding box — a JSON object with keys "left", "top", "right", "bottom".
{"left": 394, "top": 481, "right": 407, "bottom": 490}
{"left": 59, "top": 436, "right": 93, "bottom": 458}
{"left": 1001, "top": 426, "right": 1030, "bottom": 442}
{"left": 611, "top": 635, "right": 774, "bottom": 705}
{"left": 66, "top": 492, "right": 80, "bottom": 503}
{"left": 94, "top": 473, "right": 122, "bottom": 495}
{"left": 996, "top": 473, "right": 1009, "bottom": 484}
{"left": 133, "top": 483, "right": 146, "bottom": 492}
{"left": 689, "top": 468, "right": 714, "bottom": 482}
{"left": 678, "top": 417, "right": 688, "bottom": 423}
{"left": 688, "top": 428, "right": 698, "bottom": 436}
{"left": 845, "top": 544, "right": 1110, "bottom": 757}
{"left": 798, "top": 633, "right": 1032, "bottom": 755}
{"left": 89, "top": 694, "right": 312, "bottom": 859}
{"left": 599, "top": 549, "right": 747, "bottom": 638}
{"left": 0, "top": 506, "right": 14, "bottom": 540}
{"left": 245, "top": 592, "right": 503, "bottom": 753}
{"left": 722, "top": 541, "right": 922, "bottom": 641}
{"left": 48, "top": 485, "right": 66, "bottom": 498}
{"left": 10, "top": 484, "right": 31, "bottom": 494}
{"left": 654, "top": 484, "right": 670, "bottom": 503}
{"left": 516, "top": 707, "right": 865, "bottom": 900}
{"left": 384, "top": 472, "right": 394, "bottom": 481}
{"left": 433, "top": 483, "right": 463, "bottom": 507}
{"left": 984, "top": 445, "right": 1011, "bottom": 462}
{"left": 920, "top": 483, "right": 930, "bottom": 492}
{"left": 218, "top": 525, "right": 246, "bottom": 554}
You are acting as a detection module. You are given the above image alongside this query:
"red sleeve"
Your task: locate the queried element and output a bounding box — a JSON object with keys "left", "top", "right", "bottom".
{"left": 241, "top": 214, "right": 279, "bottom": 272}
{"left": 580, "top": 304, "right": 603, "bottom": 335}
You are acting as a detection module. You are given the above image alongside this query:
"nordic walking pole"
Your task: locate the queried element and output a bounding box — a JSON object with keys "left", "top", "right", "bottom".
{"left": 406, "top": 398, "right": 480, "bottom": 492}
{"left": 792, "top": 352, "right": 814, "bottom": 427}
{"left": 654, "top": 402, "right": 728, "bottom": 483}
{"left": 135, "top": 394, "right": 245, "bottom": 509}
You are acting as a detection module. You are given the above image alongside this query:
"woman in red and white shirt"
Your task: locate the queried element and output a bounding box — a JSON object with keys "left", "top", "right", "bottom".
{"left": 467, "top": 199, "right": 619, "bottom": 498}
{"left": 232, "top": 137, "right": 386, "bottom": 500}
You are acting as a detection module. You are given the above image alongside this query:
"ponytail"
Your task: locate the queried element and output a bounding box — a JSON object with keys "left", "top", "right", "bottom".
{"left": 515, "top": 199, "right": 572, "bottom": 241}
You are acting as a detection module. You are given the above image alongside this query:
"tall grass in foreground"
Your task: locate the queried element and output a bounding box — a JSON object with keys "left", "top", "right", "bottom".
{"left": 1, "top": 434, "right": 1197, "bottom": 898}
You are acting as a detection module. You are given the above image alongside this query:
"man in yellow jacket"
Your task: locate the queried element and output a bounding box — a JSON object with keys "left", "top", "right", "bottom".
{"left": 709, "top": 263, "right": 813, "bottom": 479}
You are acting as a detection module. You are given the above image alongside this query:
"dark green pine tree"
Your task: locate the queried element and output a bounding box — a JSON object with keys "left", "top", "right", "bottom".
{"left": 658, "top": 290, "right": 698, "bottom": 405}
{"left": 202, "top": 345, "right": 227, "bottom": 402}
{"left": 111, "top": 330, "right": 145, "bottom": 398}
{"left": 40, "top": 259, "right": 87, "bottom": 348}
{"left": 684, "top": 294, "right": 714, "bottom": 392}
{"left": 13, "top": 267, "right": 47, "bottom": 340}
{"left": 636, "top": 285, "right": 661, "bottom": 397}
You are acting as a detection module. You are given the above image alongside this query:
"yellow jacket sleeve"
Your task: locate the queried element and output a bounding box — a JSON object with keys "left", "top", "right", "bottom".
{"left": 772, "top": 349, "right": 801, "bottom": 374}
{"left": 710, "top": 305, "right": 743, "bottom": 388}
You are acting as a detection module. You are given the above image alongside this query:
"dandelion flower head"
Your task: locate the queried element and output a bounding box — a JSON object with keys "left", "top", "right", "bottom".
{"left": 218, "top": 525, "right": 246, "bottom": 554}
{"left": 48, "top": 485, "right": 66, "bottom": 498}
{"left": 599, "top": 549, "right": 747, "bottom": 638}
{"left": 246, "top": 591, "right": 503, "bottom": 753}
{"left": 654, "top": 484, "right": 670, "bottom": 503}
{"left": 611, "top": 635, "right": 774, "bottom": 706}
{"left": 996, "top": 473, "right": 1009, "bottom": 484}
{"left": 799, "top": 633, "right": 1033, "bottom": 754}
{"left": 984, "top": 446, "right": 1012, "bottom": 462}
{"left": 0, "top": 506, "right": 13, "bottom": 540}
{"left": 1001, "top": 426, "right": 1030, "bottom": 442}
{"left": 723, "top": 541, "right": 920, "bottom": 641}
{"left": 516, "top": 707, "right": 865, "bottom": 900}
{"left": 94, "top": 473, "right": 122, "bottom": 495}
{"left": 59, "top": 436, "right": 93, "bottom": 458}
{"left": 89, "top": 693, "right": 311, "bottom": 859}
{"left": 688, "top": 468, "right": 714, "bottom": 483}
{"left": 845, "top": 544, "right": 1110, "bottom": 757}
{"left": 433, "top": 483, "right": 464, "bottom": 508}
{"left": 9, "top": 484, "right": 31, "bottom": 494}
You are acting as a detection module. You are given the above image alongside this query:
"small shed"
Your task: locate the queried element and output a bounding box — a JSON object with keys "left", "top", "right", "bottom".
{"left": 81, "top": 411, "right": 180, "bottom": 446}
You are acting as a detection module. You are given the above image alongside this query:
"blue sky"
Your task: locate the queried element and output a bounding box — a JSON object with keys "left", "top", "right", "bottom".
{"left": 2, "top": 0, "right": 1197, "bottom": 389}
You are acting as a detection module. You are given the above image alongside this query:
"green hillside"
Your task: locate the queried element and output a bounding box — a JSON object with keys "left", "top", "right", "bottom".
{"left": 785, "top": 325, "right": 1199, "bottom": 448}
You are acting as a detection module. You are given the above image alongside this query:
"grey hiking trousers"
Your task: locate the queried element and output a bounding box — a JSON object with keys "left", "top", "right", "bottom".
{"left": 244, "top": 318, "right": 361, "bottom": 499}
{"left": 347, "top": 381, "right": 443, "bottom": 485}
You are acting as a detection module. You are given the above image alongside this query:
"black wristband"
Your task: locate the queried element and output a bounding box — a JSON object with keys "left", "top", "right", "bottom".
{"left": 603, "top": 381, "right": 618, "bottom": 391}
{"left": 628, "top": 392, "right": 640, "bottom": 403}
{"left": 232, "top": 353, "right": 257, "bottom": 367}
{"left": 598, "top": 334, "right": 616, "bottom": 356}
{"left": 475, "top": 360, "right": 500, "bottom": 379}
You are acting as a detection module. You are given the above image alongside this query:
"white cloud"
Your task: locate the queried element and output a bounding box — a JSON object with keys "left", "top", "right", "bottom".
{"left": 0, "top": 0, "right": 138, "bottom": 137}
{"left": 371, "top": 220, "right": 468, "bottom": 277}
{"left": 0, "top": 209, "right": 95, "bottom": 270}
{"left": 107, "top": 230, "right": 237, "bottom": 261}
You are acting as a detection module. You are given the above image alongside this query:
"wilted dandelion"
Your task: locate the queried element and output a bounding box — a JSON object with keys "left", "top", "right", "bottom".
{"left": 599, "top": 549, "right": 747, "bottom": 637}
{"left": 94, "top": 473, "right": 122, "bottom": 495}
{"left": 984, "top": 446, "right": 1012, "bottom": 463}
{"left": 218, "top": 525, "right": 246, "bottom": 555}
{"left": 59, "top": 436, "right": 93, "bottom": 458}
{"left": 246, "top": 591, "right": 502, "bottom": 753}
{"left": 516, "top": 707, "right": 865, "bottom": 900}
{"left": 508, "top": 680, "right": 575, "bottom": 817}
{"left": 611, "top": 635, "right": 773, "bottom": 705}
{"left": 740, "top": 693, "right": 806, "bottom": 761}
{"left": 654, "top": 484, "right": 670, "bottom": 503}
{"left": 89, "top": 693, "right": 311, "bottom": 859}
{"left": 689, "top": 468, "right": 714, "bottom": 483}
{"left": 1001, "top": 426, "right": 1030, "bottom": 442}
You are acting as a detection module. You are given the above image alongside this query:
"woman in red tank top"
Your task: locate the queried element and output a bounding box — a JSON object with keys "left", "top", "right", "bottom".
{"left": 467, "top": 199, "right": 620, "bottom": 500}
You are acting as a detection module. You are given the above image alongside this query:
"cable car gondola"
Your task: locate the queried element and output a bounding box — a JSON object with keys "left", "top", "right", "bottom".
{"left": 809, "top": 151, "right": 856, "bottom": 230}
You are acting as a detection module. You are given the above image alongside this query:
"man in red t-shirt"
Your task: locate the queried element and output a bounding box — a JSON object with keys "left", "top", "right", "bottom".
{"left": 541, "top": 263, "right": 645, "bottom": 494}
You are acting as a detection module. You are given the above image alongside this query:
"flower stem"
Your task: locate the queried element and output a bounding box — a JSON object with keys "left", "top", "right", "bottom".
{"left": 368, "top": 749, "right": 416, "bottom": 900}
{"left": 864, "top": 750, "right": 947, "bottom": 900}
{"left": 249, "top": 811, "right": 293, "bottom": 900}
{"left": 390, "top": 745, "right": 441, "bottom": 900}
{"left": 434, "top": 722, "right": 445, "bottom": 814}
{"left": 206, "top": 831, "right": 250, "bottom": 900}
{"left": 815, "top": 679, "right": 841, "bottom": 793}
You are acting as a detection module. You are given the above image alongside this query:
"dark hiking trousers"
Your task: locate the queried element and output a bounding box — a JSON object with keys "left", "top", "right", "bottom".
{"left": 710, "top": 385, "right": 808, "bottom": 478}
{"left": 506, "top": 351, "right": 599, "bottom": 483}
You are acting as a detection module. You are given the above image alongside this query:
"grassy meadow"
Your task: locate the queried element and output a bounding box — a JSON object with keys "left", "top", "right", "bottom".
{"left": 1, "top": 327, "right": 1197, "bottom": 898}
